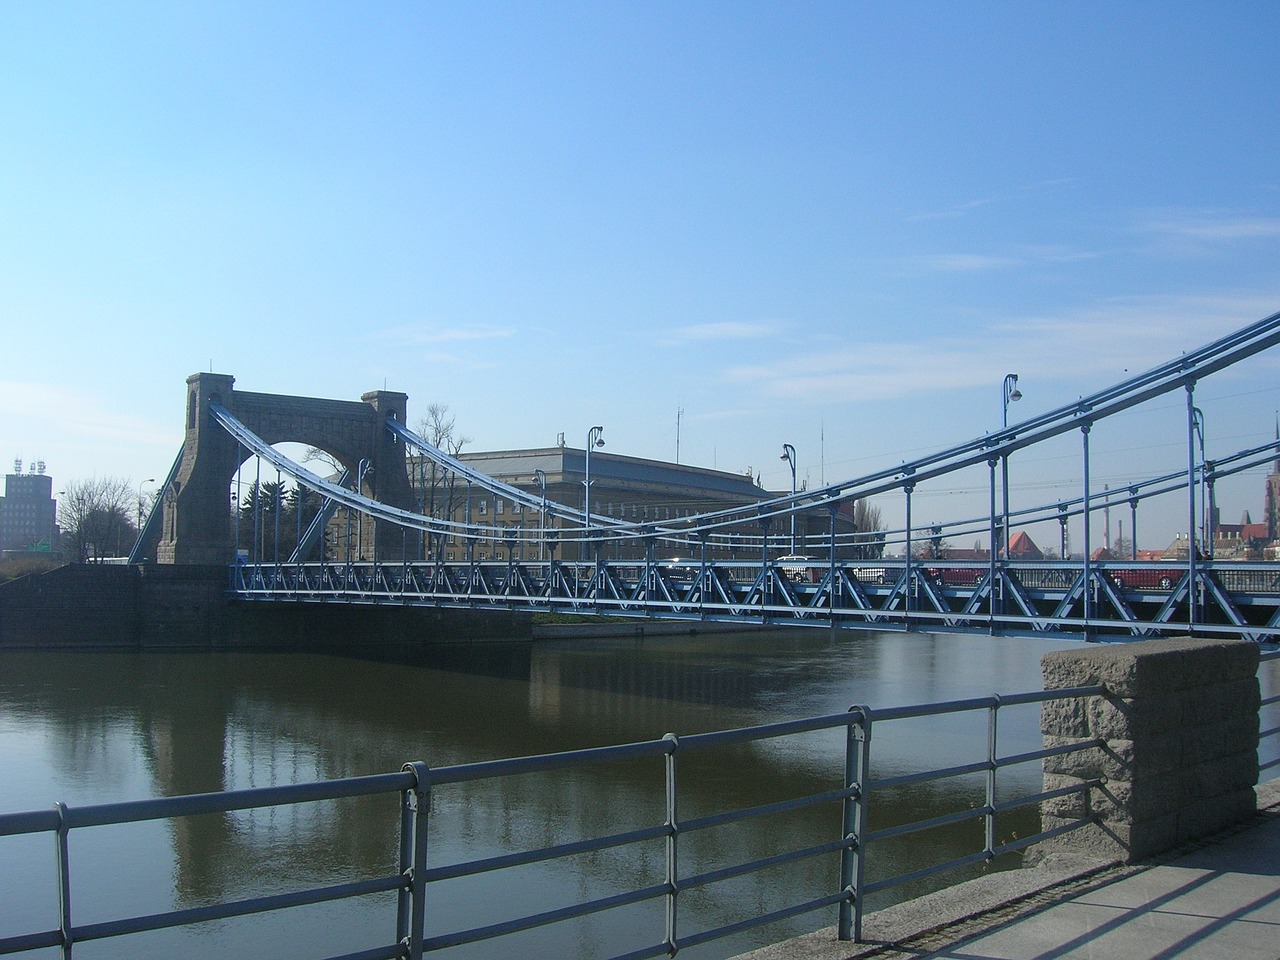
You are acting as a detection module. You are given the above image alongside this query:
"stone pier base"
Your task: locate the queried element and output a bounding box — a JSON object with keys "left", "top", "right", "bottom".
{"left": 1037, "top": 636, "right": 1260, "bottom": 864}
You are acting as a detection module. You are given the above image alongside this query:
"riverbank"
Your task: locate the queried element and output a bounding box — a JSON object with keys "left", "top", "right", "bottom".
{"left": 0, "top": 563, "right": 532, "bottom": 649}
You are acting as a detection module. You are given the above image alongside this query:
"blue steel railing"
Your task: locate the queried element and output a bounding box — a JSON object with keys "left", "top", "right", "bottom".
{"left": 0, "top": 687, "right": 1107, "bottom": 958}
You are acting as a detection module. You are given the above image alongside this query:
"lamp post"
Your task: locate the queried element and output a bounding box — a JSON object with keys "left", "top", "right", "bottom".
{"left": 1192, "top": 407, "right": 1207, "bottom": 550}
{"left": 137, "top": 478, "right": 155, "bottom": 535}
{"left": 780, "top": 443, "right": 797, "bottom": 554}
{"left": 1001, "top": 374, "right": 1022, "bottom": 557}
{"left": 583, "top": 426, "right": 604, "bottom": 559}
{"left": 533, "top": 469, "right": 547, "bottom": 562}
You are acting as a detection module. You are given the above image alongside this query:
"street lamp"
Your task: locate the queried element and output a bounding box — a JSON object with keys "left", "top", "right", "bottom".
{"left": 1192, "top": 407, "right": 1207, "bottom": 550}
{"left": 583, "top": 425, "right": 604, "bottom": 535}
{"left": 533, "top": 469, "right": 547, "bottom": 562}
{"left": 1001, "top": 374, "right": 1022, "bottom": 557}
{"left": 780, "top": 443, "right": 797, "bottom": 555}
{"left": 137, "top": 478, "right": 155, "bottom": 534}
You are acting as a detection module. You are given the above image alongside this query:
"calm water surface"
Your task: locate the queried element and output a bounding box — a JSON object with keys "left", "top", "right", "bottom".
{"left": 2, "top": 629, "right": 1269, "bottom": 959}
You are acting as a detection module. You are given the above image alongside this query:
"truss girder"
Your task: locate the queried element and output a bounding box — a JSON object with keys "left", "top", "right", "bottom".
{"left": 229, "top": 558, "right": 1280, "bottom": 642}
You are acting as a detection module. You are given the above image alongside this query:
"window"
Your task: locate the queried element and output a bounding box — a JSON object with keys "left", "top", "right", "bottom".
{"left": 477, "top": 500, "right": 487, "bottom": 516}
{"left": 496, "top": 499, "right": 505, "bottom": 515}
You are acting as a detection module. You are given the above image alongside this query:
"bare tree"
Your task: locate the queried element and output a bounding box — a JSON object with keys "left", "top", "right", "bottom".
{"left": 850, "top": 499, "right": 886, "bottom": 559}
{"left": 911, "top": 524, "right": 948, "bottom": 560}
{"left": 60, "top": 476, "right": 137, "bottom": 562}
{"left": 302, "top": 447, "right": 343, "bottom": 477}
{"left": 413, "top": 404, "right": 471, "bottom": 549}
{"left": 418, "top": 402, "right": 471, "bottom": 456}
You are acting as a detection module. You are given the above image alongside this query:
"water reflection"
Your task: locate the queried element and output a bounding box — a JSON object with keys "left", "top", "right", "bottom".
{"left": 0, "top": 630, "right": 1112, "bottom": 959}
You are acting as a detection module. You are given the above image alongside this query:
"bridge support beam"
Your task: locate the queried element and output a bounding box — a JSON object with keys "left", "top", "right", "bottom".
{"left": 1037, "top": 636, "right": 1259, "bottom": 864}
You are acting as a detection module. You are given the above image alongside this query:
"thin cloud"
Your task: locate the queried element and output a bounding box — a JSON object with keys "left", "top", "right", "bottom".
{"left": 665, "top": 321, "right": 776, "bottom": 343}
{"left": 904, "top": 196, "right": 998, "bottom": 223}
{"left": 908, "top": 245, "right": 1099, "bottom": 274}
{"left": 904, "top": 179, "right": 1075, "bottom": 223}
{"left": 372, "top": 322, "right": 515, "bottom": 345}
{"left": 721, "top": 294, "right": 1280, "bottom": 406}
{"left": 911, "top": 253, "right": 1021, "bottom": 272}
{"left": 0, "top": 381, "right": 172, "bottom": 447}
{"left": 1142, "top": 214, "right": 1280, "bottom": 242}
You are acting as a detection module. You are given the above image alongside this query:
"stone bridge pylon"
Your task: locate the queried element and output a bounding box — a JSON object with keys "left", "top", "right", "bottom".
{"left": 156, "top": 373, "right": 416, "bottom": 564}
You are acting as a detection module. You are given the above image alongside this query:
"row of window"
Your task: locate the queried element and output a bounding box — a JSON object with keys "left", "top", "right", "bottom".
{"left": 465, "top": 500, "right": 702, "bottom": 521}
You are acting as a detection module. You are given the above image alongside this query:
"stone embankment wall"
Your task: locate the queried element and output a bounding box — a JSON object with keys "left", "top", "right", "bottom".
{"left": 1039, "top": 636, "right": 1260, "bottom": 864}
{"left": 0, "top": 564, "right": 532, "bottom": 650}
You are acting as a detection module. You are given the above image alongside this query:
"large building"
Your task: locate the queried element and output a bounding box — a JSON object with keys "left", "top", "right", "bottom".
{"left": 331, "top": 443, "right": 865, "bottom": 563}
{"left": 0, "top": 460, "right": 59, "bottom": 559}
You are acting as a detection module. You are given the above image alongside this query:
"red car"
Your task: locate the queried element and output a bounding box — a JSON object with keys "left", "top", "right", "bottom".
{"left": 1104, "top": 566, "right": 1179, "bottom": 590}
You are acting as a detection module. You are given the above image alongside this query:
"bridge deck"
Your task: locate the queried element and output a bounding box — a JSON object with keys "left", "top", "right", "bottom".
{"left": 230, "top": 557, "right": 1280, "bottom": 642}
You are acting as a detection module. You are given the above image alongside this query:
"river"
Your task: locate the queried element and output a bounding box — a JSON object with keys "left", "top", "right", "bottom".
{"left": 1, "top": 628, "right": 1257, "bottom": 960}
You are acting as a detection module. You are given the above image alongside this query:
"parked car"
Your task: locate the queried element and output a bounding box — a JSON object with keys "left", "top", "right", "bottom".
{"left": 662, "top": 558, "right": 699, "bottom": 578}
{"left": 925, "top": 565, "right": 987, "bottom": 587}
{"left": 1105, "top": 566, "right": 1179, "bottom": 590}
{"left": 777, "top": 555, "right": 821, "bottom": 583}
{"left": 852, "top": 565, "right": 893, "bottom": 585}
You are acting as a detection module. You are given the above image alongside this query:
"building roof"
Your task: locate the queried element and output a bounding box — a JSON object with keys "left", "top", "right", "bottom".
{"left": 1007, "top": 530, "right": 1044, "bottom": 559}
{"left": 457, "top": 447, "right": 773, "bottom": 499}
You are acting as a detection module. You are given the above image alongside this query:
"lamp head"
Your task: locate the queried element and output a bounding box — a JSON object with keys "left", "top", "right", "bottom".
{"left": 1003, "top": 373, "right": 1022, "bottom": 404}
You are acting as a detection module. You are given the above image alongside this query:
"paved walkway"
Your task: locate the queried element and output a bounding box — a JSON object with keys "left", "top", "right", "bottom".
{"left": 738, "top": 781, "right": 1280, "bottom": 960}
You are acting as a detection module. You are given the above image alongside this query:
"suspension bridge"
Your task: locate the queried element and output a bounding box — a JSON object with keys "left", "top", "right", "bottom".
{"left": 135, "top": 311, "right": 1280, "bottom": 643}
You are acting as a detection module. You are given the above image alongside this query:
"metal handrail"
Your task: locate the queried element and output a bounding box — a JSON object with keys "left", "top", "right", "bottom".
{"left": 0, "top": 687, "right": 1113, "bottom": 959}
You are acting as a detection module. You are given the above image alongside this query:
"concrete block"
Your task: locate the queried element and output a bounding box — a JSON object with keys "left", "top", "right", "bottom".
{"left": 1041, "top": 737, "right": 1109, "bottom": 780}
{"left": 1037, "top": 815, "right": 1128, "bottom": 862}
{"left": 1039, "top": 636, "right": 1262, "bottom": 865}
{"left": 1042, "top": 636, "right": 1259, "bottom": 699}
{"left": 1179, "top": 751, "right": 1260, "bottom": 800}
{"left": 1181, "top": 715, "right": 1261, "bottom": 766}
{"left": 1127, "top": 812, "right": 1182, "bottom": 861}
{"left": 1184, "top": 677, "right": 1261, "bottom": 724}
{"left": 1176, "top": 788, "right": 1257, "bottom": 843}
{"left": 1041, "top": 773, "right": 1091, "bottom": 819}
{"left": 1040, "top": 697, "right": 1091, "bottom": 738}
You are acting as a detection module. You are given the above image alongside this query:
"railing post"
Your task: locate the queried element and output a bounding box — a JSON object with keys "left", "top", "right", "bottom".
{"left": 988, "top": 458, "right": 999, "bottom": 629}
{"left": 903, "top": 483, "right": 914, "bottom": 616}
{"left": 1186, "top": 383, "right": 1199, "bottom": 627}
{"left": 399, "top": 761, "right": 432, "bottom": 960}
{"left": 1080, "top": 422, "right": 1093, "bottom": 635}
{"left": 838, "top": 707, "right": 871, "bottom": 943}
{"left": 986, "top": 696, "right": 999, "bottom": 858}
{"left": 55, "top": 801, "right": 72, "bottom": 959}
{"left": 663, "top": 733, "right": 680, "bottom": 956}
{"left": 827, "top": 499, "right": 839, "bottom": 629}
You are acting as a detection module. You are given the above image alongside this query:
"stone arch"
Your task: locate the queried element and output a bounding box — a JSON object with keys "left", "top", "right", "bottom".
{"left": 157, "top": 373, "right": 416, "bottom": 564}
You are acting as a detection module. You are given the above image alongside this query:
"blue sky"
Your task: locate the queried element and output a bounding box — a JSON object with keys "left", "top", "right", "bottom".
{"left": 2, "top": 2, "right": 1279, "bottom": 551}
